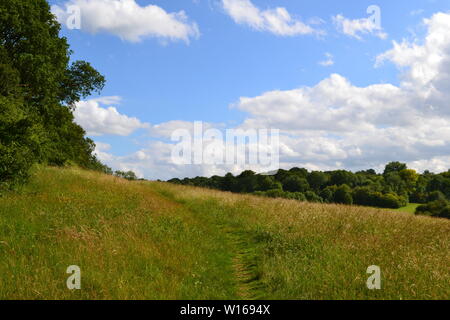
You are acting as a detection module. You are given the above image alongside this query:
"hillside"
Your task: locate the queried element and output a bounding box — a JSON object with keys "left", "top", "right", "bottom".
{"left": 0, "top": 167, "right": 449, "bottom": 299}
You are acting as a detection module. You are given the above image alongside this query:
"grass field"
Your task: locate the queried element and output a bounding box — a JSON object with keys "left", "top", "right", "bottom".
{"left": 396, "top": 203, "right": 420, "bottom": 214}
{"left": 0, "top": 167, "right": 449, "bottom": 299}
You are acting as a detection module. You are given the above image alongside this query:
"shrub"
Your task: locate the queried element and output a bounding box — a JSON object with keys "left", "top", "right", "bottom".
{"left": 378, "top": 193, "right": 405, "bottom": 209}
{"left": 416, "top": 200, "right": 450, "bottom": 219}
{"left": 305, "top": 191, "right": 323, "bottom": 203}
{"left": 265, "top": 189, "right": 285, "bottom": 198}
{"left": 282, "top": 175, "right": 310, "bottom": 193}
{"left": 115, "top": 170, "right": 138, "bottom": 181}
{"left": 427, "top": 191, "right": 446, "bottom": 202}
{"left": 320, "top": 186, "right": 336, "bottom": 203}
{"left": 334, "top": 184, "right": 353, "bottom": 205}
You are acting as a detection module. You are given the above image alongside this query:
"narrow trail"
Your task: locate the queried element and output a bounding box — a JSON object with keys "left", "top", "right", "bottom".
{"left": 230, "top": 230, "right": 263, "bottom": 300}
{"left": 153, "top": 188, "right": 265, "bottom": 299}
{"left": 220, "top": 226, "right": 265, "bottom": 300}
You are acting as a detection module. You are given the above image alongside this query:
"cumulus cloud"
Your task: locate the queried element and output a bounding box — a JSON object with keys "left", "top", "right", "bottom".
{"left": 74, "top": 97, "right": 149, "bottom": 136}
{"left": 95, "top": 12, "right": 450, "bottom": 179}
{"left": 149, "top": 120, "right": 223, "bottom": 139}
{"left": 376, "top": 12, "right": 450, "bottom": 107}
{"left": 333, "top": 14, "right": 387, "bottom": 40}
{"left": 95, "top": 140, "right": 282, "bottom": 181}
{"left": 52, "top": 0, "right": 200, "bottom": 43}
{"left": 229, "top": 12, "right": 450, "bottom": 173}
{"left": 222, "top": 0, "right": 322, "bottom": 36}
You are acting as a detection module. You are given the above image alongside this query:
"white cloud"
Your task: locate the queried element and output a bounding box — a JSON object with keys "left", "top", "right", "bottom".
{"left": 149, "top": 120, "right": 223, "bottom": 139}
{"left": 96, "top": 12, "right": 450, "bottom": 178}
{"left": 333, "top": 14, "right": 387, "bottom": 40}
{"left": 222, "top": 0, "right": 322, "bottom": 36}
{"left": 52, "top": 0, "right": 200, "bottom": 43}
{"left": 318, "top": 52, "right": 334, "bottom": 66}
{"left": 74, "top": 97, "right": 149, "bottom": 136}
{"left": 229, "top": 12, "right": 450, "bottom": 174}
{"left": 375, "top": 12, "right": 450, "bottom": 107}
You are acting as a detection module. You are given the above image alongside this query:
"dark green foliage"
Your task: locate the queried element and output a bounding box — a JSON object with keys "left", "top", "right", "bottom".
{"left": 416, "top": 200, "right": 450, "bottom": 219}
{"left": 352, "top": 187, "right": 406, "bottom": 209}
{"left": 236, "top": 170, "right": 258, "bottom": 193}
{"left": 288, "top": 167, "right": 308, "bottom": 178}
{"left": 282, "top": 175, "right": 309, "bottom": 193}
{"left": 168, "top": 163, "right": 450, "bottom": 217}
{"left": 257, "top": 175, "right": 281, "bottom": 191}
{"left": 254, "top": 189, "right": 307, "bottom": 201}
{"left": 427, "top": 191, "right": 446, "bottom": 202}
{"left": 334, "top": 184, "right": 353, "bottom": 204}
{"left": 307, "top": 171, "right": 329, "bottom": 191}
{"left": 384, "top": 162, "right": 407, "bottom": 175}
{"left": 329, "top": 170, "right": 356, "bottom": 187}
{"left": 263, "top": 189, "right": 286, "bottom": 198}
{"left": 0, "top": 97, "right": 36, "bottom": 189}
{"left": 319, "top": 186, "right": 336, "bottom": 203}
{"left": 61, "top": 61, "right": 105, "bottom": 106}
{"left": 0, "top": 0, "right": 109, "bottom": 190}
{"left": 304, "top": 191, "right": 322, "bottom": 203}
{"left": 427, "top": 175, "right": 450, "bottom": 199}
{"left": 221, "top": 173, "right": 238, "bottom": 192}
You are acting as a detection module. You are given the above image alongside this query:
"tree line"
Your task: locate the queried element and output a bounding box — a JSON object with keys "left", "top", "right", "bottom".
{"left": 168, "top": 162, "right": 450, "bottom": 219}
{"left": 0, "top": 0, "right": 112, "bottom": 191}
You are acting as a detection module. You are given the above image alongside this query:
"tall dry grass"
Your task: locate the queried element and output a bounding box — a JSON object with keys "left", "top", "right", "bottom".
{"left": 0, "top": 167, "right": 448, "bottom": 299}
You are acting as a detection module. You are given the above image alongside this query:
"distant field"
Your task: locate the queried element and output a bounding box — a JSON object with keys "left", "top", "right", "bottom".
{"left": 0, "top": 167, "right": 448, "bottom": 299}
{"left": 396, "top": 203, "right": 420, "bottom": 214}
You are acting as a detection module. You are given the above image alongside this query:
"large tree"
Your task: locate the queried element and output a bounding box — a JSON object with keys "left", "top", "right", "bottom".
{"left": 0, "top": 0, "right": 108, "bottom": 189}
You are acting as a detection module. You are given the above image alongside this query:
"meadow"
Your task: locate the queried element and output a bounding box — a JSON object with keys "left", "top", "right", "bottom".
{"left": 0, "top": 167, "right": 448, "bottom": 299}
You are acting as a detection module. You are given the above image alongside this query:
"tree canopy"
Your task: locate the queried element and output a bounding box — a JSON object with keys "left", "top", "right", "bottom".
{"left": 168, "top": 161, "right": 450, "bottom": 218}
{"left": 0, "top": 0, "right": 110, "bottom": 190}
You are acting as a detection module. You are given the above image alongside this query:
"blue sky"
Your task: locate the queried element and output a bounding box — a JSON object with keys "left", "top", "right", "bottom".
{"left": 50, "top": 0, "right": 450, "bottom": 179}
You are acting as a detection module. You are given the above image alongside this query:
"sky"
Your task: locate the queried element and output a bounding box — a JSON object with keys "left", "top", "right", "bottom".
{"left": 49, "top": 0, "right": 450, "bottom": 180}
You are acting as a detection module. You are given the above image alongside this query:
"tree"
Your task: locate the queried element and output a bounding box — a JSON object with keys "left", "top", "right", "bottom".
{"left": 115, "top": 170, "right": 138, "bottom": 181}
{"left": 305, "top": 191, "right": 323, "bottom": 203}
{"left": 352, "top": 187, "right": 373, "bottom": 206}
{"left": 307, "top": 171, "right": 329, "bottom": 191}
{"left": 289, "top": 167, "right": 308, "bottom": 178}
{"left": 427, "top": 191, "right": 446, "bottom": 202}
{"left": 221, "top": 173, "right": 237, "bottom": 192}
{"left": 320, "top": 186, "right": 336, "bottom": 203}
{"left": 237, "top": 170, "right": 258, "bottom": 193}
{"left": 334, "top": 184, "right": 353, "bottom": 205}
{"left": 399, "top": 169, "right": 419, "bottom": 194}
{"left": 383, "top": 162, "right": 407, "bottom": 175}
{"left": 384, "top": 172, "right": 407, "bottom": 195}
{"left": 0, "top": 0, "right": 107, "bottom": 189}
{"left": 282, "top": 176, "right": 310, "bottom": 193}
{"left": 329, "top": 170, "right": 356, "bottom": 187}
{"left": 274, "top": 169, "right": 290, "bottom": 183}
{"left": 257, "top": 176, "right": 281, "bottom": 191}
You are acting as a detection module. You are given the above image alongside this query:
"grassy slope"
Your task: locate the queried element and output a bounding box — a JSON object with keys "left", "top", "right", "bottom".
{"left": 0, "top": 167, "right": 449, "bottom": 300}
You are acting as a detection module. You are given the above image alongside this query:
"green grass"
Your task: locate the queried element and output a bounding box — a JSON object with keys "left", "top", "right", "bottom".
{"left": 396, "top": 203, "right": 420, "bottom": 214}
{"left": 0, "top": 167, "right": 449, "bottom": 299}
